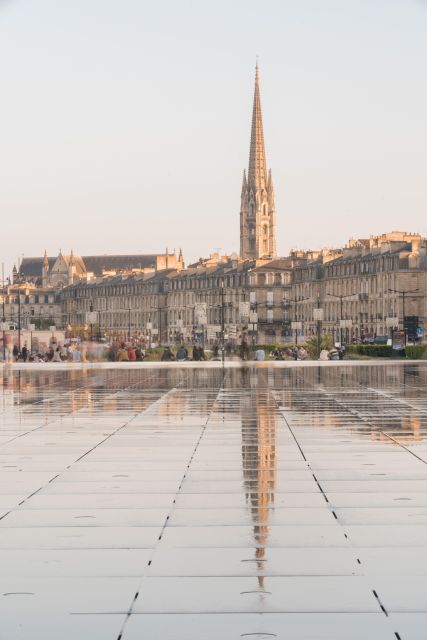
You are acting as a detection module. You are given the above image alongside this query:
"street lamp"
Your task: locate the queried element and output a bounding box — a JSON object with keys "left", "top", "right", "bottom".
{"left": 1, "top": 263, "right": 5, "bottom": 361}
{"left": 327, "top": 293, "right": 356, "bottom": 347}
{"left": 89, "top": 299, "right": 94, "bottom": 342}
{"left": 388, "top": 288, "right": 419, "bottom": 347}
{"left": 282, "top": 296, "right": 310, "bottom": 346}
{"left": 127, "top": 307, "right": 131, "bottom": 342}
{"left": 220, "top": 279, "right": 225, "bottom": 364}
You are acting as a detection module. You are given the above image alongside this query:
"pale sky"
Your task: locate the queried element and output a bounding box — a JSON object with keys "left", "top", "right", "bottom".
{"left": 1, "top": 0, "right": 426, "bottom": 276}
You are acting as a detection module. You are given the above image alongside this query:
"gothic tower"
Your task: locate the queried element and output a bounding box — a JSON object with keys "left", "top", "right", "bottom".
{"left": 240, "top": 64, "right": 276, "bottom": 260}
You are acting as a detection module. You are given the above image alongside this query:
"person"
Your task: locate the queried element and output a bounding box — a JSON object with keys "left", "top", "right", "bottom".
{"left": 72, "top": 346, "right": 82, "bottom": 362}
{"left": 297, "top": 346, "right": 308, "bottom": 361}
{"left": 135, "top": 346, "right": 143, "bottom": 361}
{"left": 13, "top": 344, "right": 19, "bottom": 362}
{"left": 193, "top": 345, "right": 205, "bottom": 361}
{"left": 319, "top": 349, "right": 330, "bottom": 361}
{"left": 117, "top": 344, "right": 129, "bottom": 361}
{"left": 21, "top": 343, "right": 29, "bottom": 362}
{"left": 128, "top": 346, "right": 136, "bottom": 361}
{"left": 52, "top": 347, "right": 62, "bottom": 362}
{"left": 176, "top": 345, "right": 188, "bottom": 361}
{"left": 255, "top": 347, "right": 265, "bottom": 361}
{"left": 239, "top": 340, "right": 249, "bottom": 361}
{"left": 161, "top": 346, "right": 174, "bottom": 361}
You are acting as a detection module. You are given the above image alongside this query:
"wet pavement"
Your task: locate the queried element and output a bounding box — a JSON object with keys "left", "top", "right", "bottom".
{"left": 1, "top": 362, "right": 427, "bottom": 638}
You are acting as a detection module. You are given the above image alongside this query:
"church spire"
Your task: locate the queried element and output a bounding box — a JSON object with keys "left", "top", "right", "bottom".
{"left": 240, "top": 64, "right": 277, "bottom": 260}
{"left": 248, "top": 62, "right": 267, "bottom": 191}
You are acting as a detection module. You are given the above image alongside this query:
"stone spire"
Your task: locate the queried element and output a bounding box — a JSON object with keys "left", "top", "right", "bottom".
{"left": 42, "top": 250, "right": 49, "bottom": 287}
{"left": 248, "top": 63, "right": 267, "bottom": 191}
{"left": 240, "top": 64, "right": 277, "bottom": 260}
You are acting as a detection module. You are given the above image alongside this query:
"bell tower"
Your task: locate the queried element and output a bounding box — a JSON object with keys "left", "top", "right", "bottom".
{"left": 240, "top": 64, "right": 276, "bottom": 260}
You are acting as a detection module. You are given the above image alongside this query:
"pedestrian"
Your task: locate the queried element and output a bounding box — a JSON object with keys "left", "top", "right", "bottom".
{"left": 117, "top": 344, "right": 129, "bottom": 361}
{"left": 13, "top": 344, "right": 19, "bottom": 362}
{"left": 161, "top": 346, "right": 174, "bottom": 361}
{"left": 176, "top": 345, "right": 188, "bottom": 361}
{"left": 21, "top": 343, "right": 29, "bottom": 362}
{"left": 255, "top": 347, "right": 265, "bottom": 361}
{"left": 52, "top": 347, "right": 62, "bottom": 362}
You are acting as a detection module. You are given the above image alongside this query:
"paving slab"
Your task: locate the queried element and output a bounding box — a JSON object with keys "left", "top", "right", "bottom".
{"left": 2, "top": 363, "right": 427, "bottom": 638}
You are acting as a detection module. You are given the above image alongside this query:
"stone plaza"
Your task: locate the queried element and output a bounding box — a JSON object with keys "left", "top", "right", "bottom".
{"left": 1, "top": 361, "right": 427, "bottom": 638}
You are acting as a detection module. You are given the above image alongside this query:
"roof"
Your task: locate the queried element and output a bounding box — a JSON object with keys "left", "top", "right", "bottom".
{"left": 20, "top": 257, "right": 55, "bottom": 278}
{"left": 82, "top": 255, "right": 158, "bottom": 273}
{"left": 19, "top": 254, "right": 160, "bottom": 279}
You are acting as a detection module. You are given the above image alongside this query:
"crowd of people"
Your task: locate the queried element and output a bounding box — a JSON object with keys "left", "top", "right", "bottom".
{"left": 1, "top": 337, "right": 345, "bottom": 364}
{"left": 4, "top": 341, "right": 83, "bottom": 363}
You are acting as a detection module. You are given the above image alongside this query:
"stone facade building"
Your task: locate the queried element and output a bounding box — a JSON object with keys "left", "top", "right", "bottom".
{"left": 291, "top": 232, "right": 427, "bottom": 342}
{"left": 0, "top": 284, "right": 61, "bottom": 329}
{"left": 17, "top": 250, "right": 184, "bottom": 288}
{"left": 60, "top": 255, "right": 296, "bottom": 345}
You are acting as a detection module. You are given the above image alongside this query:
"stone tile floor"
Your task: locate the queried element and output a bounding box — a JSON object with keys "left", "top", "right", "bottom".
{"left": 1, "top": 362, "right": 427, "bottom": 638}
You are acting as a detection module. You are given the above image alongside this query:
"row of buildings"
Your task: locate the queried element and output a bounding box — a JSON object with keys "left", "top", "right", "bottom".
{"left": 2, "top": 67, "right": 425, "bottom": 346}
{"left": 2, "top": 230, "right": 426, "bottom": 346}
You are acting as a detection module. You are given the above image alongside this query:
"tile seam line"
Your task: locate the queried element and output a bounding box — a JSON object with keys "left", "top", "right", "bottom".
{"left": 275, "top": 372, "right": 401, "bottom": 622}
{"left": 0, "top": 375, "right": 165, "bottom": 523}
{"left": 115, "top": 383, "right": 225, "bottom": 640}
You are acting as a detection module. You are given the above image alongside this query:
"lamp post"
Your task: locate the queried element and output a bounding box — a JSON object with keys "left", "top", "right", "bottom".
{"left": 89, "top": 299, "right": 94, "bottom": 342}
{"left": 388, "top": 288, "right": 419, "bottom": 347}
{"left": 127, "top": 307, "right": 131, "bottom": 342}
{"left": 220, "top": 279, "right": 225, "bottom": 364}
{"left": 1, "top": 263, "right": 5, "bottom": 361}
{"left": 283, "top": 295, "right": 310, "bottom": 346}
{"left": 17, "top": 290, "right": 22, "bottom": 352}
{"left": 313, "top": 301, "right": 324, "bottom": 358}
{"left": 327, "top": 293, "right": 356, "bottom": 347}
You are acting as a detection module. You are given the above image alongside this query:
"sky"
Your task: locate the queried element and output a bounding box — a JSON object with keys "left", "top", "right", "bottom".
{"left": 0, "top": 0, "right": 426, "bottom": 276}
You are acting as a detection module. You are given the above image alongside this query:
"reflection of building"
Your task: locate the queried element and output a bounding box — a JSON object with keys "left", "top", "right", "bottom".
{"left": 241, "top": 391, "right": 277, "bottom": 588}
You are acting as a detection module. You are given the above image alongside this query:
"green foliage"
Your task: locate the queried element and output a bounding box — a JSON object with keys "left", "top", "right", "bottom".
{"left": 305, "top": 334, "right": 334, "bottom": 359}
{"left": 405, "top": 345, "right": 427, "bottom": 359}
{"left": 346, "top": 344, "right": 393, "bottom": 358}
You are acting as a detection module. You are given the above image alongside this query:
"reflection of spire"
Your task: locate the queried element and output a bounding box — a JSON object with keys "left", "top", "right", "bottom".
{"left": 241, "top": 390, "right": 277, "bottom": 590}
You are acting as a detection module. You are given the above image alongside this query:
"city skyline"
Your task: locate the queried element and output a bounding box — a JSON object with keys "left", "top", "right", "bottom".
{"left": 1, "top": 0, "right": 426, "bottom": 275}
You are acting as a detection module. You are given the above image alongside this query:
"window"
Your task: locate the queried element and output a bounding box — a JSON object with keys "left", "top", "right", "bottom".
{"left": 267, "top": 309, "right": 273, "bottom": 323}
{"left": 267, "top": 291, "right": 273, "bottom": 305}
